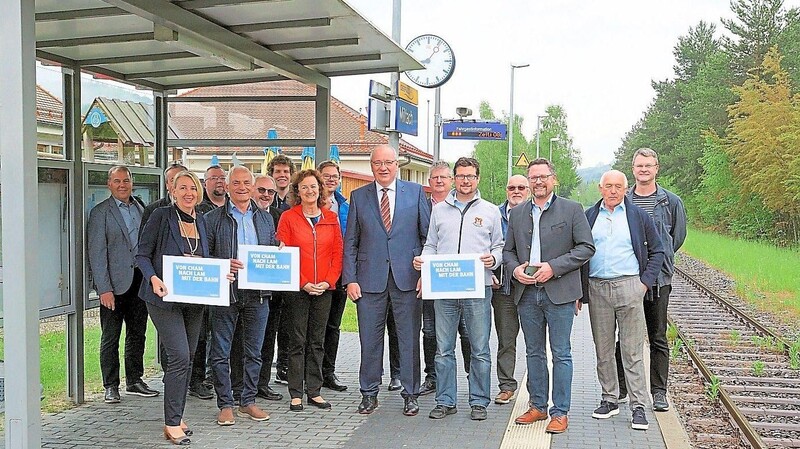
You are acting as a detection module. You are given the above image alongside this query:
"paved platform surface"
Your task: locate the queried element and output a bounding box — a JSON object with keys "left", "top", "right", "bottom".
{"left": 1, "top": 308, "right": 672, "bottom": 448}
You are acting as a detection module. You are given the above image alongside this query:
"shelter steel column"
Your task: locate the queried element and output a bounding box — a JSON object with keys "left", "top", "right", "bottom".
{"left": 0, "top": 0, "right": 43, "bottom": 447}
{"left": 315, "top": 85, "right": 331, "bottom": 164}
{"left": 64, "top": 66, "right": 86, "bottom": 405}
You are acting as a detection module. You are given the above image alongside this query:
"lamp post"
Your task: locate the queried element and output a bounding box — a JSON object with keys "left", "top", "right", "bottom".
{"left": 549, "top": 137, "right": 560, "bottom": 161}
{"left": 534, "top": 114, "right": 548, "bottom": 159}
{"left": 508, "top": 63, "right": 529, "bottom": 179}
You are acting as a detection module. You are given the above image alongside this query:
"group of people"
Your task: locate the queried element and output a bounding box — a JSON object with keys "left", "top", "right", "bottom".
{"left": 86, "top": 144, "right": 685, "bottom": 445}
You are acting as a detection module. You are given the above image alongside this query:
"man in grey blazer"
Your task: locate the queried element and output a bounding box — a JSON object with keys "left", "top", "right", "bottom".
{"left": 503, "top": 158, "right": 594, "bottom": 434}
{"left": 343, "top": 145, "right": 430, "bottom": 416}
{"left": 87, "top": 165, "right": 158, "bottom": 404}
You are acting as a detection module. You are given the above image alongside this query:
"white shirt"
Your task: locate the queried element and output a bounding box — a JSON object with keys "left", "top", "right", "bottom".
{"left": 374, "top": 179, "right": 397, "bottom": 222}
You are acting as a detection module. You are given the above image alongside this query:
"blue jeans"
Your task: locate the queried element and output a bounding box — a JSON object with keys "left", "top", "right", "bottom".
{"left": 433, "top": 287, "right": 492, "bottom": 408}
{"left": 423, "top": 300, "right": 471, "bottom": 381}
{"left": 517, "top": 286, "right": 575, "bottom": 417}
{"left": 210, "top": 291, "right": 269, "bottom": 409}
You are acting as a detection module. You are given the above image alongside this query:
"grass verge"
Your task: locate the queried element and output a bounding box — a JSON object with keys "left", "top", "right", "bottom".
{"left": 681, "top": 227, "right": 800, "bottom": 324}
{"left": 0, "top": 322, "right": 159, "bottom": 413}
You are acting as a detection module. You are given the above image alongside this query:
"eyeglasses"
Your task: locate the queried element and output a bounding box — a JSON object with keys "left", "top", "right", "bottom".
{"left": 322, "top": 174, "right": 340, "bottom": 180}
{"left": 206, "top": 176, "right": 225, "bottom": 182}
{"left": 371, "top": 160, "right": 397, "bottom": 168}
{"left": 454, "top": 174, "right": 478, "bottom": 181}
{"left": 507, "top": 185, "right": 527, "bottom": 191}
{"left": 430, "top": 175, "right": 452, "bottom": 181}
{"left": 633, "top": 163, "right": 658, "bottom": 170}
{"left": 257, "top": 187, "right": 277, "bottom": 195}
{"left": 528, "top": 174, "right": 553, "bottom": 182}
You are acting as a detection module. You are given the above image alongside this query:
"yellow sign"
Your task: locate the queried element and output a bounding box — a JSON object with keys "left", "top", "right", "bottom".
{"left": 396, "top": 81, "right": 419, "bottom": 105}
{"left": 515, "top": 153, "right": 529, "bottom": 167}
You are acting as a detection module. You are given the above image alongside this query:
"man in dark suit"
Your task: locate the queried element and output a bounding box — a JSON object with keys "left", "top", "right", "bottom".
{"left": 343, "top": 145, "right": 430, "bottom": 416}
{"left": 87, "top": 165, "right": 159, "bottom": 404}
{"left": 504, "top": 158, "right": 594, "bottom": 434}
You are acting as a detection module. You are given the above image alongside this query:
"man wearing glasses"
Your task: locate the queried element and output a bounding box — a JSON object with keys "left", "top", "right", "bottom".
{"left": 343, "top": 145, "right": 430, "bottom": 416}
{"left": 414, "top": 157, "right": 504, "bottom": 421}
{"left": 318, "top": 161, "right": 350, "bottom": 392}
{"left": 418, "top": 161, "right": 472, "bottom": 398}
{"left": 504, "top": 158, "right": 594, "bottom": 434}
{"left": 492, "top": 174, "right": 529, "bottom": 406}
{"left": 615, "top": 148, "right": 686, "bottom": 412}
{"left": 250, "top": 174, "right": 285, "bottom": 402}
{"left": 198, "top": 165, "right": 227, "bottom": 214}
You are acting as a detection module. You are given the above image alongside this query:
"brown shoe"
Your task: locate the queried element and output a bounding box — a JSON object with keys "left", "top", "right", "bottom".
{"left": 217, "top": 407, "right": 235, "bottom": 426}
{"left": 237, "top": 404, "right": 270, "bottom": 421}
{"left": 515, "top": 407, "right": 548, "bottom": 425}
{"left": 546, "top": 415, "right": 568, "bottom": 434}
{"left": 495, "top": 390, "right": 515, "bottom": 404}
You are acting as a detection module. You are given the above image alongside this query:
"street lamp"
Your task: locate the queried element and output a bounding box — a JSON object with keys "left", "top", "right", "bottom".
{"left": 534, "top": 114, "right": 548, "bottom": 159}
{"left": 508, "top": 63, "right": 529, "bottom": 179}
{"left": 549, "top": 137, "right": 560, "bottom": 161}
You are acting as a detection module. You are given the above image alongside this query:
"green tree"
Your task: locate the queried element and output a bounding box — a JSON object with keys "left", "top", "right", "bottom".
{"left": 722, "top": 0, "right": 795, "bottom": 80}
{"left": 536, "top": 105, "right": 581, "bottom": 198}
{"left": 472, "top": 101, "right": 527, "bottom": 204}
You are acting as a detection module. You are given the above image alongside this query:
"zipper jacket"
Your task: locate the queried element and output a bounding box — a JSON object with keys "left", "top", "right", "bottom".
{"left": 422, "top": 190, "right": 504, "bottom": 286}
{"left": 204, "top": 198, "right": 278, "bottom": 304}
{"left": 276, "top": 205, "right": 343, "bottom": 289}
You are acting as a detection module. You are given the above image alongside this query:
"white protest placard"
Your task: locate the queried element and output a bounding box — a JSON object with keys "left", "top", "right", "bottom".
{"left": 420, "top": 253, "right": 486, "bottom": 300}
{"left": 237, "top": 245, "right": 300, "bottom": 291}
{"left": 162, "top": 255, "right": 230, "bottom": 306}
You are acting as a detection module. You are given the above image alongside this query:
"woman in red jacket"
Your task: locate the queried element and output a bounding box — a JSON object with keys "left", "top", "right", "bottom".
{"left": 277, "top": 169, "right": 343, "bottom": 411}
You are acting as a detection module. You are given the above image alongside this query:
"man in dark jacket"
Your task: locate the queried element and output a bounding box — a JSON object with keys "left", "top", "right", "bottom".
{"left": 583, "top": 170, "right": 665, "bottom": 432}
{"left": 615, "top": 148, "right": 687, "bottom": 412}
{"left": 205, "top": 166, "right": 277, "bottom": 425}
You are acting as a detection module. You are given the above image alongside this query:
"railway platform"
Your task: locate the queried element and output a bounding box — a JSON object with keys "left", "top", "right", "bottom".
{"left": 1, "top": 309, "right": 688, "bottom": 448}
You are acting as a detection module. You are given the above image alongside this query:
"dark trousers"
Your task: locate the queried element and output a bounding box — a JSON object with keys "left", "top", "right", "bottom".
{"left": 491, "top": 291, "right": 519, "bottom": 391}
{"left": 147, "top": 302, "right": 204, "bottom": 426}
{"left": 276, "top": 292, "right": 290, "bottom": 373}
{"left": 189, "top": 306, "right": 210, "bottom": 385}
{"left": 322, "top": 287, "right": 347, "bottom": 378}
{"left": 99, "top": 269, "right": 147, "bottom": 388}
{"left": 285, "top": 290, "right": 332, "bottom": 399}
{"left": 422, "top": 299, "right": 471, "bottom": 382}
{"left": 356, "top": 272, "right": 422, "bottom": 398}
{"left": 210, "top": 291, "right": 269, "bottom": 409}
{"left": 617, "top": 284, "right": 672, "bottom": 396}
{"left": 258, "top": 293, "right": 284, "bottom": 387}
{"left": 387, "top": 301, "right": 400, "bottom": 378}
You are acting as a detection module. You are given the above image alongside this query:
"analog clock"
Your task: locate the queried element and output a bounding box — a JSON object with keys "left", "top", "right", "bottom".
{"left": 404, "top": 34, "right": 455, "bottom": 88}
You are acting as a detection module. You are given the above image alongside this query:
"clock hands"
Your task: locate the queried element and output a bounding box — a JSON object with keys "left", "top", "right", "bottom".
{"left": 420, "top": 46, "right": 440, "bottom": 65}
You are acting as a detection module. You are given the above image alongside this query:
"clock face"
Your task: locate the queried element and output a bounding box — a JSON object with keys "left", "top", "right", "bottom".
{"left": 404, "top": 34, "right": 456, "bottom": 88}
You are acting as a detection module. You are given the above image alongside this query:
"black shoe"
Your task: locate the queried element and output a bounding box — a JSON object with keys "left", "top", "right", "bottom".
{"left": 470, "top": 405, "right": 488, "bottom": 421}
{"left": 592, "top": 400, "right": 620, "bottom": 419}
{"left": 125, "top": 381, "right": 159, "bottom": 397}
{"left": 357, "top": 395, "right": 379, "bottom": 414}
{"left": 274, "top": 369, "right": 288, "bottom": 385}
{"left": 631, "top": 407, "right": 650, "bottom": 430}
{"left": 188, "top": 382, "right": 214, "bottom": 400}
{"left": 419, "top": 379, "right": 436, "bottom": 396}
{"left": 653, "top": 392, "right": 670, "bottom": 412}
{"left": 256, "top": 386, "right": 283, "bottom": 401}
{"left": 428, "top": 404, "right": 457, "bottom": 419}
{"left": 387, "top": 378, "right": 402, "bottom": 391}
{"left": 289, "top": 401, "right": 304, "bottom": 412}
{"left": 307, "top": 397, "right": 332, "bottom": 410}
{"left": 322, "top": 374, "right": 348, "bottom": 392}
{"left": 104, "top": 386, "right": 121, "bottom": 404}
{"left": 403, "top": 396, "right": 419, "bottom": 416}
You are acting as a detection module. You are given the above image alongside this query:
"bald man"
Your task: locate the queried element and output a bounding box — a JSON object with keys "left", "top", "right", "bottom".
{"left": 582, "top": 170, "right": 664, "bottom": 431}
{"left": 492, "top": 174, "right": 529, "bottom": 405}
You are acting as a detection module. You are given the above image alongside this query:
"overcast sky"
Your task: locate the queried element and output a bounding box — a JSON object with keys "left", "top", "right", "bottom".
{"left": 331, "top": 0, "right": 800, "bottom": 168}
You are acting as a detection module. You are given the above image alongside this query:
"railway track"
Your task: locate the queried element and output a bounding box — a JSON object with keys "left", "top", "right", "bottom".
{"left": 670, "top": 266, "right": 800, "bottom": 448}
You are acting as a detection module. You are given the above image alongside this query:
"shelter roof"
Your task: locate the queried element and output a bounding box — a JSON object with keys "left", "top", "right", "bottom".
{"left": 86, "top": 97, "right": 182, "bottom": 146}
{"left": 35, "top": 0, "right": 423, "bottom": 90}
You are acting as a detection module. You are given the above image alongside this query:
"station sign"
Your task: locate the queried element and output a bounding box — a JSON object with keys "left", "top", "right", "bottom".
{"left": 391, "top": 99, "right": 418, "bottom": 136}
{"left": 396, "top": 80, "right": 419, "bottom": 105}
{"left": 442, "top": 121, "right": 507, "bottom": 140}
